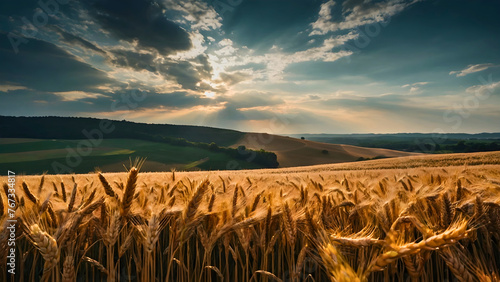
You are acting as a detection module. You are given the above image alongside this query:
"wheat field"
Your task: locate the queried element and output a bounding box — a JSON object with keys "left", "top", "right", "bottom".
{"left": 1, "top": 154, "right": 500, "bottom": 281}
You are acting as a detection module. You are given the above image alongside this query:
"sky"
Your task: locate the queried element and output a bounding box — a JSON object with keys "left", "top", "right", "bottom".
{"left": 1, "top": 0, "right": 500, "bottom": 134}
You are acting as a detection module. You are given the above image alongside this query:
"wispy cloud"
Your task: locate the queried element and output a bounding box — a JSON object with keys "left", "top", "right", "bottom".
{"left": 449, "top": 63, "right": 498, "bottom": 77}
{"left": 0, "top": 84, "right": 28, "bottom": 92}
{"left": 466, "top": 80, "right": 500, "bottom": 96}
{"left": 52, "top": 91, "right": 107, "bottom": 101}
{"left": 402, "top": 81, "right": 428, "bottom": 94}
{"left": 310, "top": 0, "right": 420, "bottom": 35}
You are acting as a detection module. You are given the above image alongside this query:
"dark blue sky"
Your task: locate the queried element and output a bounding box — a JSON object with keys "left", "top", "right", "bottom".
{"left": 1, "top": 0, "right": 499, "bottom": 133}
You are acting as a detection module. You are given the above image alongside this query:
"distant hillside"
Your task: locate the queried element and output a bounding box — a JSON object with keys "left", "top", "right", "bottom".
{"left": 289, "top": 133, "right": 500, "bottom": 153}
{"left": 232, "top": 133, "right": 419, "bottom": 167}
{"left": 0, "top": 138, "right": 270, "bottom": 174}
{"left": 0, "top": 116, "right": 280, "bottom": 174}
{"left": 0, "top": 116, "right": 426, "bottom": 173}
{"left": 0, "top": 116, "right": 244, "bottom": 146}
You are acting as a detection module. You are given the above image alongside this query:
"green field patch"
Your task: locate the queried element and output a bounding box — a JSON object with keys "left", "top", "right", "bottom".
{"left": 0, "top": 138, "right": 265, "bottom": 174}
{"left": 102, "top": 149, "right": 135, "bottom": 156}
{"left": 0, "top": 149, "right": 70, "bottom": 163}
{"left": 0, "top": 138, "right": 45, "bottom": 145}
{"left": 0, "top": 139, "right": 77, "bottom": 153}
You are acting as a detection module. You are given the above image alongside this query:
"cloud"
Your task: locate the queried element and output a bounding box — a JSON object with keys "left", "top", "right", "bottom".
{"left": 0, "top": 34, "right": 113, "bottom": 92}
{"left": 0, "top": 84, "right": 28, "bottom": 92}
{"left": 402, "top": 82, "right": 428, "bottom": 88}
{"left": 293, "top": 32, "right": 359, "bottom": 62}
{"left": 466, "top": 80, "right": 500, "bottom": 97}
{"left": 309, "top": 0, "right": 336, "bottom": 36}
{"left": 310, "top": 0, "right": 420, "bottom": 35}
{"left": 163, "top": 0, "right": 222, "bottom": 31}
{"left": 0, "top": 88, "right": 215, "bottom": 118}
{"left": 83, "top": 0, "right": 192, "bottom": 55}
{"left": 218, "top": 72, "right": 252, "bottom": 86}
{"left": 168, "top": 31, "right": 207, "bottom": 60}
{"left": 222, "top": 91, "right": 285, "bottom": 110}
{"left": 51, "top": 26, "right": 106, "bottom": 55}
{"left": 226, "top": 62, "right": 267, "bottom": 72}
{"left": 449, "top": 63, "right": 498, "bottom": 77}
{"left": 402, "top": 81, "right": 428, "bottom": 94}
{"left": 109, "top": 49, "right": 158, "bottom": 71}
{"left": 211, "top": 32, "right": 357, "bottom": 81}
{"left": 108, "top": 49, "right": 213, "bottom": 91}
{"left": 52, "top": 91, "right": 107, "bottom": 101}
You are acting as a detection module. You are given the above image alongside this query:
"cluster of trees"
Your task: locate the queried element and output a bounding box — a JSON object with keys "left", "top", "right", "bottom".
{"left": 415, "top": 140, "right": 500, "bottom": 153}
{"left": 0, "top": 116, "right": 279, "bottom": 169}
{"left": 141, "top": 134, "right": 279, "bottom": 168}
{"left": 300, "top": 134, "right": 500, "bottom": 155}
{"left": 0, "top": 116, "right": 244, "bottom": 146}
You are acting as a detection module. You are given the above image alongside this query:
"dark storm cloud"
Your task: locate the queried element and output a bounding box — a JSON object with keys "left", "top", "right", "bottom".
{"left": 109, "top": 49, "right": 157, "bottom": 71}
{"left": 0, "top": 0, "right": 40, "bottom": 18}
{"left": 109, "top": 50, "right": 213, "bottom": 91}
{"left": 83, "top": 0, "right": 192, "bottom": 55}
{"left": 0, "top": 89, "right": 109, "bottom": 116}
{"left": 0, "top": 34, "right": 112, "bottom": 92}
{"left": 166, "top": 60, "right": 206, "bottom": 90}
{"left": 51, "top": 26, "right": 106, "bottom": 55}
{"left": 0, "top": 88, "right": 213, "bottom": 117}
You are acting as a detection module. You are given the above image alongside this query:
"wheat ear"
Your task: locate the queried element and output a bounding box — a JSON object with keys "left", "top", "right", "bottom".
{"left": 185, "top": 180, "right": 209, "bottom": 220}
{"left": 29, "top": 224, "right": 59, "bottom": 270}
{"left": 67, "top": 183, "right": 77, "bottom": 212}
{"left": 22, "top": 181, "right": 38, "bottom": 205}
{"left": 98, "top": 173, "right": 119, "bottom": 201}
{"left": 121, "top": 167, "right": 138, "bottom": 217}
{"left": 62, "top": 255, "right": 76, "bottom": 282}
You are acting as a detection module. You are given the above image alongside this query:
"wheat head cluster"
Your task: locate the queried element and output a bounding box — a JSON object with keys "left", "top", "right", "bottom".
{"left": 1, "top": 164, "right": 499, "bottom": 281}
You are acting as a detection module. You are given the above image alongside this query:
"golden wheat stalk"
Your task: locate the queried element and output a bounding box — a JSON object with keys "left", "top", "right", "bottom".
{"left": 120, "top": 167, "right": 138, "bottom": 217}
{"left": 369, "top": 220, "right": 469, "bottom": 272}
{"left": 98, "top": 173, "right": 119, "bottom": 201}
{"left": 61, "top": 181, "right": 67, "bottom": 202}
{"left": 184, "top": 179, "right": 209, "bottom": 220}
{"left": 22, "top": 181, "right": 38, "bottom": 205}
{"left": 0, "top": 191, "right": 4, "bottom": 217}
{"left": 62, "top": 254, "right": 76, "bottom": 282}
{"left": 37, "top": 174, "right": 45, "bottom": 194}
{"left": 67, "top": 183, "right": 78, "bottom": 212}
{"left": 29, "top": 224, "right": 59, "bottom": 271}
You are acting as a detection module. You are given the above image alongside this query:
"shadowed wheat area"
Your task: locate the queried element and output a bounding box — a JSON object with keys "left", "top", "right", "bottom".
{"left": 1, "top": 153, "right": 500, "bottom": 281}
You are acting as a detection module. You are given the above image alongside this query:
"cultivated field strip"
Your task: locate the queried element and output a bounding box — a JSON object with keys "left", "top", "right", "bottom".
{"left": 1, "top": 164, "right": 500, "bottom": 281}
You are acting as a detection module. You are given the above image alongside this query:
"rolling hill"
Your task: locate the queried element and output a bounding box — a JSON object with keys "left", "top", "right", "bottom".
{"left": 232, "top": 133, "right": 419, "bottom": 167}
{"left": 1, "top": 116, "right": 419, "bottom": 173}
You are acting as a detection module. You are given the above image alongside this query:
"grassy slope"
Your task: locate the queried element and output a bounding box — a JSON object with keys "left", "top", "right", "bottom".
{"left": 1, "top": 116, "right": 425, "bottom": 171}
{"left": 0, "top": 138, "right": 262, "bottom": 174}
{"left": 232, "top": 133, "right": 419, "bottom": 167}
